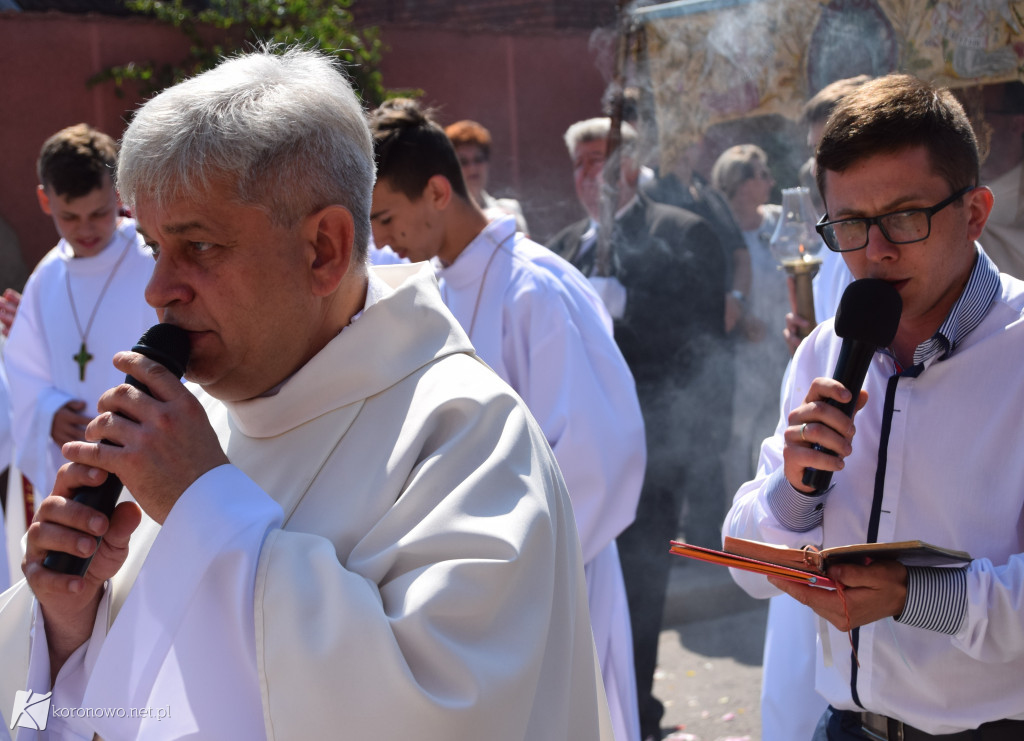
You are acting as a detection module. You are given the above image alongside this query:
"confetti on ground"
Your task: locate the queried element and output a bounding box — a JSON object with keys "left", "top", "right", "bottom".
{"left": 651, "top": 604, "right": 766, "bottom": 740}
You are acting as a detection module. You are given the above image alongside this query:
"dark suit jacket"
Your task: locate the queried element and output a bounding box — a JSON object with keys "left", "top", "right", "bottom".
{"left": 547, "top": 193, "right": 728, "bottom": 395}
{"left": 642, "top": 171, "right": 747, "bottom": 285}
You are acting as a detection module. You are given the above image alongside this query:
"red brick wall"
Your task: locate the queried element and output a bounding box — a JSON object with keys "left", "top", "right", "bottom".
{"left": 0, "top": 12, "right": 191, "bottom": 278}
{"left": 375, "top": 23, "right": 611, "bottom": 241}
{"left": 0, "top": 12, "right": 612, "bottom": 280}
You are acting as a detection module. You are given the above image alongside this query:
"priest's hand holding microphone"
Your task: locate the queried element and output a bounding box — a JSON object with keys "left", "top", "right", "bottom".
{"left": 22, "top": 324, "right": 229, "bottom": 679}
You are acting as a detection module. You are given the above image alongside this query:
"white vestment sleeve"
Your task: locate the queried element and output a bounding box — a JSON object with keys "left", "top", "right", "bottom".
{"left": 80, "top": 465, "right": 278, "bottom": 740}
{"left": 5, "top": 273, "right": 74, "bottom": 496}
{"left": 504, "top": 282, "right": 645, "bottom": 565}
{"left": 18, "top": 590, "right": 112, "bottom": 741}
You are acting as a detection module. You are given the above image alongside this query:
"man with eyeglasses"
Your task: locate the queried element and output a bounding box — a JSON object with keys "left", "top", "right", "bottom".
{"left": 816, "top": 186, "right": 973, "bottom": 253}
{"left": 726, "top": 74, "right": 1024, "bottom": 740}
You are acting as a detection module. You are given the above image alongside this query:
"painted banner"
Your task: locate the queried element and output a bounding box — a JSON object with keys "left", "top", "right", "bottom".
{"left": 637, "top": 0, "right": 1024, "bottom": 161}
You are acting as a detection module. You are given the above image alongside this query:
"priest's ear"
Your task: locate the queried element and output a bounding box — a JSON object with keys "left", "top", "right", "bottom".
{"left": 303, "top": 204, "right": 357, "bottom": 297}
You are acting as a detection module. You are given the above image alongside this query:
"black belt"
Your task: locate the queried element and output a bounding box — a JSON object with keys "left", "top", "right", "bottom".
{"left": 833, "top": 708, "right": 1024, "bottom": 741}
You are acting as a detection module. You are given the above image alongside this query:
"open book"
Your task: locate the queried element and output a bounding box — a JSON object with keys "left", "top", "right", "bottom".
{"left": 670, "top": 536, "right": 972, "bottom": 590}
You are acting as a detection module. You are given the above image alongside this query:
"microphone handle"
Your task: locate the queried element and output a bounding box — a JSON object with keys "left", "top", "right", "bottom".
{"left": 42, "top": 371, "right": 150, "bottom": 577}
{"left": 800, "top": 340, "right": 874, "bottom": 492}
{"left": 800, "top": 396, "right": 855, "bottom": 491}
{"left": 41, "top": 474, "right": 125, "bottom": 576}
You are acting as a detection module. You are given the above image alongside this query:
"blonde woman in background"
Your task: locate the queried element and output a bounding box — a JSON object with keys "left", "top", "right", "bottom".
{"left": 715, "top": 145, "right": 827, "bottom": 741}
{"left": 711, "top": 144, "right": 789, "bottom": 480}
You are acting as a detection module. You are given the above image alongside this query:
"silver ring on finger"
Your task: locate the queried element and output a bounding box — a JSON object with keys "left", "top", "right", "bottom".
{"left": 800, "top": 422, "right": 808, "bottom": 442}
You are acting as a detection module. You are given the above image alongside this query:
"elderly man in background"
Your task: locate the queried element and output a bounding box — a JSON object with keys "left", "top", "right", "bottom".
{"left": 549, "top": 117, "right": 728, "bottom": 741}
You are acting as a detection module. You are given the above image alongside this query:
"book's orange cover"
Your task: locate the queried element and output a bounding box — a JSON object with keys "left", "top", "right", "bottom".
{"left": 669, "top": 540, "right": 838, "bottom": 589}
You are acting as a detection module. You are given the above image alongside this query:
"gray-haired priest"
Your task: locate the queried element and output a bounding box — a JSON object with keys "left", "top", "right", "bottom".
{"left": 0, "top": 47, "right": 613, "bottom": 741}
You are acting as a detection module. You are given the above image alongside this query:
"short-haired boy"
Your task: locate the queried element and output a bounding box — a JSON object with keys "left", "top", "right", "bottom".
{"left": 5, "top": 123, "right": 157, "bottom": 502}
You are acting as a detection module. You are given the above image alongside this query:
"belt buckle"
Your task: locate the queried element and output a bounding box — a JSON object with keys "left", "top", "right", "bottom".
{"left": 859, "top": 712, "right": 904, "bottom": 741}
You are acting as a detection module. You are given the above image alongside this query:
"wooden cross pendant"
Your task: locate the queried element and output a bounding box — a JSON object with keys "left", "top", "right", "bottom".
{"left": 73, "top": 341, "right": 93, "bottom": 381}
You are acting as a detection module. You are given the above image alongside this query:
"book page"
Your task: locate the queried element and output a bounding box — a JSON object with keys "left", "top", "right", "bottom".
{"left": 724, "top": 536, "right": 971, "bottom": 570}
{"left": 820, "top": 540, "right": 971, "bottom": 568}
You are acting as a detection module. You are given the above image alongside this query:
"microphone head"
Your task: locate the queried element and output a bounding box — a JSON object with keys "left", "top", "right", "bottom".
{"left": 131, "top": 323, "right": 191, "bottom": 379}
{"left": 834, "top": 279, "right": 903, "bottom": 347}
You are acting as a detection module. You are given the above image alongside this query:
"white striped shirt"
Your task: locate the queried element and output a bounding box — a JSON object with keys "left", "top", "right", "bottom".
{"left": 767, "top": 246, "right": 1001, "bottom": 633}
{"left": 728, "top": 244, "right": 1024, "bottom": 733}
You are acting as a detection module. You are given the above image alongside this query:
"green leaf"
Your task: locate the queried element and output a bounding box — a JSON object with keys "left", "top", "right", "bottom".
{"left": 90, "top": 0, "right": 390, "bottom": 104}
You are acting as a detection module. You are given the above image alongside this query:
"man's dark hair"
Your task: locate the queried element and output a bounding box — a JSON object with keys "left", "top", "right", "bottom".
{"left": 37, "top": 123, "right": 118, "bottom": 199}
{"left": 816, "top": 74, "right": 980, "bottom": 207}
{"left": 368, "top": 99, "right": 469, "bottom": 201}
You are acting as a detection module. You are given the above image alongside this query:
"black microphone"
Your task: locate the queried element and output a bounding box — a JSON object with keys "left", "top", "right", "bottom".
{"left": 801, "top": 279, "right": 902, "bottom": 492}
{"left": 43, "top": 323, "right": 191, "bottom": 576}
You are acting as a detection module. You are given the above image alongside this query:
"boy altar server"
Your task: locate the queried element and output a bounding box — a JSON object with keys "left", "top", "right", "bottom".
{"left": 370, "top": 99, "right": 646, "bottom": 741}
{"left": 0, "top": 49, "right": 613, "bottom": 740}
{"left": 5, "top": 124, "right": 156, "bottom": 501}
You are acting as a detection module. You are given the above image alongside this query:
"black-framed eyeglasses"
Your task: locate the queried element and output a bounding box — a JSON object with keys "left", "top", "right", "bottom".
{"left": 815, "top": 186, "right": 973, "bottom": 253}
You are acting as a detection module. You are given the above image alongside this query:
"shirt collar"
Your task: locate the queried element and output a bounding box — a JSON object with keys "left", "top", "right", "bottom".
{"left": 260, "top": 271, "right": 387, "bottom": 398}
{"left": 908, "top": 243, "right": 1001, "bottom": 367}
{"left": 433, "top": 214, "right": 516, "bottom": 286}
{"left": 579, "top": 195, "right": 642, "bottom": 256}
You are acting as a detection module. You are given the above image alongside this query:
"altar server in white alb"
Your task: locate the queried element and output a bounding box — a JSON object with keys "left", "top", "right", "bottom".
{"left": 5, "top": 123, "right": 156, "bottom": 501}
{"left": 369, "top": 99, "right": 646, "bottom": 741}
{"left": 0, "top": 48, "right": 613, "bottom": 740}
